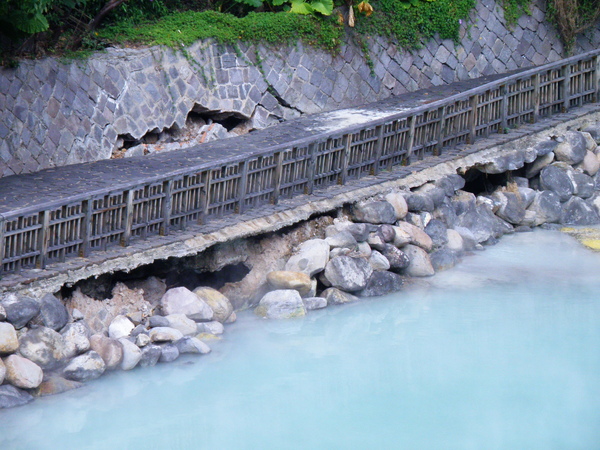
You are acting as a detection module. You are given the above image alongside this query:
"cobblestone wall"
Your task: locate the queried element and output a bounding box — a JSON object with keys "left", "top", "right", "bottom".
{"left": 1, "top": 0, "right": 599, "bottom": 177}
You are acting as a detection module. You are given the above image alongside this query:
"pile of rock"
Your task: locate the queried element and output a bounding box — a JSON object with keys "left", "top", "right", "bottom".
{"left": 254, "top": 126, "right": 600, "bottom": 319}
{"left": 0, "top": 285, "right": 234, "bottom": 409}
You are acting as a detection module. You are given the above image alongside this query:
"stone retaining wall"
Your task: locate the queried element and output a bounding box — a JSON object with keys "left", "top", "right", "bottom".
{"left": 1, "top": 0, "right": 600, "bottom": 177}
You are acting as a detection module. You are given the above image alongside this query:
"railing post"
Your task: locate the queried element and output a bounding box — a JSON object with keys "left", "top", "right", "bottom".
{"left": 533, "top": 73, "right": 540, "bottom": 123}
{"left": 406, "top": 115, "right": 416, "bottom": 164}
{"left": 372, "top": 125, "right": 384, "bottom": 175}
{"left": 160, "top": 179, "right": 172, "bottom": 236}
{"left": 305, "top": 143, "right": 317, "bottom": 195}
{"left": 468, "top": 94, "right": 478, "bottom": 144}
{"left": 593, "top": 55, "right": 600, "bottom": 102}
{"left": 562, "top": 64, "right": 571, "bottom": 112}
{"left": 272, "top": 151, "right": 283, "bottom": 205}
{"left": 0, "top": 215, "right": 4, "bottom": 275}
{"left": 237, "top": 160, "right": 248, "bottom": 214}
{"left": 435, "top": 106, "right": 446, "bottom": 156}
{"left": 339, "top": 134, "right": 351, "bottom": 185}
{"left": 500, "top": 84, "right": 508, "bottom": 133}
{"left": 37, "top": 210, "right": 50, "bottom": 269}
{"left": 200, "top": 170, "right": 212, "bottom": 223}
{"left": 121, "top": 189, "right": 133, "bottom": 247}
{"left": 80, "top": 198, "right": 93, "bottom": 257}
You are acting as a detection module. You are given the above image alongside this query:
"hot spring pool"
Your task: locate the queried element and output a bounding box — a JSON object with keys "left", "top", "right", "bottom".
{"left": 1, "top": 229, "right": 599, "bottom": 449}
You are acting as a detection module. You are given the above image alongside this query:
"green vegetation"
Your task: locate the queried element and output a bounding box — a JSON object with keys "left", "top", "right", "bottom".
{"left": 502, "top": 0, "right": 532, "bottom": 26}
{"left": 547, "top": 0, "right": 600, "bottom": 52}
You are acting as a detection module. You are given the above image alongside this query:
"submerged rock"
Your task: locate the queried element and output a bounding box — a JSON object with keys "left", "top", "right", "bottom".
{"left": 321, "top": 288, "right": 360, "bottom": 305}
{"left": 255, "top": 290, "right": 306, "bottom": 319}
{"left": 358, "top": 271, "right": 404, "bottom": 297}
{"left": 0, "top": 385, "right": 34, "bottom": 409}
{"left": 192, "top": 287, "right": 233, "bottom": 323}
{"left": 175, "top": 336, "right": 211, "bottom": 355}
{"left": 33, "top": 376, "right": 83, "bottom": 397}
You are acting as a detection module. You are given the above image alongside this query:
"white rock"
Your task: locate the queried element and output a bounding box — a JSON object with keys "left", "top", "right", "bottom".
{"left": 108, "top": 315, "right": 135, "bottom": 339}
{"left": 384, "top": 192, "right": 408, "bottom": 219}
{"left": 160, "top": 287, "right": 213, "bottom": 321}
{"left": 196, "top": 321, "right": 224, "bottom": 335}
{"left": 284, "top": 239, "right": 330, "bottom": 276}
{"left": 302, "top": 297, "right": 328, "bottom": 310}
{"left": 255, "top": 290, "right": 306, "bottom": 319}
{"left": 581, "top": 131, "right": 598, "bottom": 152}
{"left": 61, "top": 322, "right": 91, "bottom": 358}
{"left": 446, "top": 229, "right": 464, "bottom": 252}
{"left": 392, "top": 226, "right": 412, "bottom": 247}
{"left": 0, "top": 322, "right": 19, "bottom": 354}
{"left": 165, "top": 314, "right": 198, "bottom": 336}
{"left": 369, "top": 250, "right": 391, "bottom": 271}
{"left": 149, "top": 327, "right": 184, "bottom": 343}
{"left": 118, "top": 338, "right": 142, "bottom": 371}
{"left": 136, "top": 334, "right": 151, "bottom": 347}
{"left": 575, "top": 150, "right": 600, "bottom": 176}
{"left": 4, "top": 354, "right": 43, "bottom": 389}
{"left": 403, "top": 244, "right": 435, "bottom": 277}
{"left": 394, "top": 222, "right": 433, "bottom": 252}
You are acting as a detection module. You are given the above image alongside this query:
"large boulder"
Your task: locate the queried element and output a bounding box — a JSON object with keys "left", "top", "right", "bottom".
{"left": 454, "top": 204, "right": 511, "bottom": 243}
{"left": 322, "top": 288, "right": 360, "bottom": 305}
{"left": 404, "top": 193, "right": 435, "bottom": 212}
{"left": 266, "top": 271, "right": 313, "bottom": 296}
{"left": 118, "top": 338, "right": 142, "bottom": 370}
{"left": 424, "top": 219, "right": 448, "bottom": 248}
{"left": 302, "top": 297, "right": 328, "bottom": 310}
{"left": 539, "top": 164, "right": 575, "bottom": 201}
{"left": 1, "top": 294, "right": 40, "bottom": 329}
{"left": 430, "top": 248, "right": 460, "bottom": 272}
{"left": 525, "top": 152, "right": 555, "bottom": 178}
{"left": 0, "top": 322, "right": 19, "bottom": 354}
{"left": 165, "top": 314, "right": 198, "bottom": 336}
{"left": 192, "top": 287, "right": 233, "bottom": 323}
{"left": 89, "top": 335, "right": 123, "bottom": 371}
{"left": 62, "top": 351, "right": 106, "bottom": 382}
{"left": 560, "top": 197, "right": 600, "bottom": 225}
{"left": 384, "top": 192, "right": 409, "bottom": 219}
{"left": 108, "top": 315, "right": 135, "bottom": 340}
{"left": 350, "top": 200, "right": 397, "bottom": 224}
{"left": 0, "top": 385, "right": 34, "bottom": 409}
{"left": 61, "top": 322, "right": 91, "bottom": 358}
{"left": 139, "top": 344, "right": 162, "bottom": 368}
{"left": 394, "top": 222, "right": 433, "bottom": 251}
{"left": 554, "top": 131, "right": 587, "bottom": 164}
{"left": 160, "top": 287, "right": 213, "bottom": 322}
{"left": 527, "top": 191, "right": 562, "bottom": 226}
{"left": 38, "top": 294, "right": 69, "bottom": 331}
{"left": 325, "top": 230, "right": 358, "bottom": 249}
{"left": 491, "top": 191, "right": 526, "bottom": 225}
{"left": 159, "top": 344, "right": 180, "bottom": 363}
{"left": 254, "top": 290, "right": 306, "bottom": 319}
{"left": 572, "top": 172, "right": 595, "bottom": 199}
{"left": 358, "top": 271, "right": 404, "bottom": 297}
{"left": 175, "top": 336, "right": 211, "bottom": 355}
{"left": 435, "top": 175, "right": 465, "bottom": 197}
{"left": 4, "top": 354, "right": 43, "bottom": 389}
{"left": 196, "top": 321, "right": 224, "bottom": 335}
{"left": 18, "top": 327, "right": 69, "bottom": 370}
{"left": 403, "top": 244, "right": 435, "bottom": 277}
{"left": 284, "top": 239, "right": 330, "bottom": 276}
{"left": 323, "top": 256, "right": 373, "bottom": 292}
{"left": 575, "top": 150, "right": 600, "bottom": 176}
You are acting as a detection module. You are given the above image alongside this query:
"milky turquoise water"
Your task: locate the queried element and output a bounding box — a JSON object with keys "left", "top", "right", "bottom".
{"left": 1, "top": 229, "right": 600, "bottom": 449}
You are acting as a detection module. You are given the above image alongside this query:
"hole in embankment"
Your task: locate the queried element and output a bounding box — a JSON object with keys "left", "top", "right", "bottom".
{"left": 461, "top": 168, "right": 527, "bottom": 196}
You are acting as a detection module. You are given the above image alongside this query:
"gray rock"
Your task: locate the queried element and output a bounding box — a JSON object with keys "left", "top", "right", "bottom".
{"left": 430, "top": 249, "right": 460, "bottom": 272}
{"left": 527, "top": 191, "right": 562, "bottom": 226}
{"left": 326, "top": 230, "right": 357, "bottom": 249}
{"left": 433, "top": 200, "right": 458, "bottom": 228}
{"left": 321, "top": 288, "right": 360, "bottom": 305}
{"left": 368, "top": 250, "right": 391, "bottom": 271}
{"left": 254, "top": 290, "right": 306, "bottom": 319}
{"left": 196, "top": 321, "right": 224, "bottom": 335}
{"left": 89, "top": 335, "right": 123, "bottom": 371}
{"left": 62, "top": 351, "right": 106, "bottom": 382}
{"left": 0, "top": 358, "right": 4, "bottom": 384}
{"left": 136, "top": 333, "right": 151, "bottom": 347}
{"left": 560, "top": 197, "right": 600, "bottom": 225}
{"left": 19, "top": 327, "right": 69, "bottom": 370}
{"left": 435, "top": 175, "right": 465, "bottom": 196}
{"left": 330, "top": 222, "right": 371, "bottom": 242}
{"left": 125, "top": 276, "right": 166, "bottom": 307}
{"left": 582, "top": 124, "right": 600, "bottom": 143}
{"left": 160, "top": 287, "right": 213, "bottom": 322}
{"left": 492, "top": 191, "right": 526, "bottom": 225}
{"left": 4, "top": 354, "right": 44, "bottom": 389}
{"left": 108, "top": 315, "right": 135, "bottom": 339}
{"left": 415, "top": 185, "right": 447, "bottom": 208}
{"left": 479, "top": 151, "right": 528, "bottom": 174}
{"left": 405, "top": 193, "right": 434, "bottom": 212}
{"left": 165, "top": 314, "right": 198, "bottom": 336}
{"left": 451, "top": 191, "right": 477, "bottom": 216}
{"left": 175, "top": 336, "right": 211, "bottom": 355}
{"left": 424, "top": 219, "right": 448, "bottom": 248}
{"left": 455, "top": 204, "right": 512, "bottom": 243}
{"left": 285, "top": 239, "right": 330, "bottom": 276}
{"left": 0, "top": 304, "right": 5, "bottom": 321}
{"left": 517, "top": 187, "right": 536, "bottom": 208}
{"left": 139, "top": 344, "right": 163, "bottom": 367}
{"left": 118, "top": 338, "right": 142, "bottom": 370}
{"left": 130, "top": 324, "right": 146, "bottom": 337}
{"left": 323, "top": 256, "right": 373, "bottom": 292}
{"left": 159, "top": 344, "right": 180, "bottom": 363}
{"left": 192, "top": 287, "right": 234, "bottom": 323}
{"left": 512, "top": 177, "right": 529, "bottom": 188}
{"left": 381, "top": 244, "right": 410, "bottom": 271}
{"left": 358, "top": 271, "right": 404, "bottom": 297}
{"left": 61, "top": 322, "right": 91, "bottom": 357}
{"left": 367, "top": 231, "right": 387, "bottom": 251}
{"left": 526, "top": 152, "right": 555, "bottom": 178}
{"left": 351, "top": 201, "right": 397, "bottom": 224}
{"left": 534, "top": 139, "right": 559, "bottom": 156}
{"left": 149, "top": 326, "right": 184, "bottom": 343}
{"left": 0, "top": 385, "right": 34, "bottom": 409}
{"left": 0, "top": 322, "right": 19, "bottom": 354}
{"left": 403, "top": 244, "right": 435, "bottom": 277}
{"left": 33, "top": 375, "right": 83, "bottom": 397}
{"left": 572, "top": 172, "right": 595, "bottom": 198}
{"left": 148, "top": 315, "right": 170, "bottom": 328}
{"left": 378, "top": 224, "right": 396, "bottom": 243}
{"left": 38, "top": 294, "right": 69, "bottom": 331}
{"left": 554, "top": 131, "right": 587, "bottom": 164}
{"left": 302, "top": 297, "right": 328, "bottom": 310}
{"left": 446, "top": 229, "right": 464, "bottom": 252}
{"left": 1, "top": 294, "right": 40, "bottom": 329}
{"left": 453, "top": 226, "right": 479, "bottom": 251}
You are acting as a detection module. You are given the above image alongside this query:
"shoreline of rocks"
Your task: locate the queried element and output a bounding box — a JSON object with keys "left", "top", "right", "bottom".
{"left": 2, "top": 123, "right": 600, "bottom": 409}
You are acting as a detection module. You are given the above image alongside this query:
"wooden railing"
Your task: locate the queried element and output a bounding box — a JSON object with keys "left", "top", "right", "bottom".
{"left": 1, "top": 50, "right": 599, "bottom": 274}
